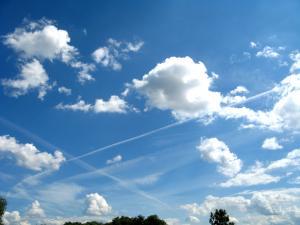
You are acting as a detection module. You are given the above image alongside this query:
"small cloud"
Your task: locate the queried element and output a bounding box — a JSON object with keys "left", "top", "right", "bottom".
{"left": 262, "top": 137, "right": 283, "bottom": 150}
{"left": 106, "top": 155, "right": 122, "bottom": 165}
{"left": 58, "top": 86, "right": 72, "bottom": 96}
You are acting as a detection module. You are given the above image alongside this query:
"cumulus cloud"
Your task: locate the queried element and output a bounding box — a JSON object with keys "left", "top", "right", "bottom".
{"left": 56, "top": 95, "right": 128, "bottom": 113}
{"left": 262, "top": 137, "right": 283, "bottom": 150}
{"left": 58, "top": 86, "right": 72, "bottom": 96}
{"left": 197, "top": 138, "right": 242, "bottom": 177}
{"left": 106, "top": 155, "right": 122, "bottom": 164}
{"left": 221, "top": 148, "right": 300, "bottom": 187}
{"left": 2, "top": 59, "right": 51, "bottom": 99}
{"left": 4, "top": 19, "right": 77, "bottom": 61}
{"left": 27, "top": 200, "right": 45, "bottom": 218}
{"left": 220, "top": 73, "right": 300, "bottom": 131}
{"left": 2, "top": 19, "right": 95, "bottom": 86}
{"left": 3, "top": 211, "right": 30, "bottom": 225}
{"left": 0, "top": 135, "right": 65, "bottom": 171}
{"left": 130, "top": 57, "right": 222, "bottom": 120}
{"left": 256, "top": 46, "right": 280, "bottom": 58}
{"left": 181, "top": 188, "right": 300, "bottom": 225}
{"left": 92, "top": 38, "right": 143, "bottom": 70}
{"left": 85, "top": 193, "right": 112, "bottom": 216}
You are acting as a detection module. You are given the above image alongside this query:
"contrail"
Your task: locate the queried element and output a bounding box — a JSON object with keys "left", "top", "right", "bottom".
{"left": 67, "top": 119, "right": 192, "bottom": 162}
{"left": 67, "top": 87, "right": 277, "bottom": 162}
{"left": 0, "top": 116, "right": 169, "bottom": 208}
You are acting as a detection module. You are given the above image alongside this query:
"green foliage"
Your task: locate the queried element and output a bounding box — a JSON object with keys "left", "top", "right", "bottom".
{"left": 209, "top": 209, "right": 235, "bottom": 225}
{"left": 0, "top": 196, "right": 7, "bottom": 225}
{"left": 64, "top": 215, "right": 167, "bottom": 225}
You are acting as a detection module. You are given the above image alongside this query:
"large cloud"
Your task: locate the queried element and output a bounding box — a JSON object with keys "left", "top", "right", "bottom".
{"left": 130, "top": 57, "right": 222, "bottom": 120}
{"left": 197, "top": 138, "right": 242, "bottom": 177}
{"left": 0, "top": 135, "right": 65, "bottom": 171}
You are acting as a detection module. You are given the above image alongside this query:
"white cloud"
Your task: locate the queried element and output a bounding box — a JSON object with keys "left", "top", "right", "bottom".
{"left": 56, "top": 99, "right": 92, "bottom": 112}
{"left": 92, "top": 38, "right": 143, "bottom": 70}
{"left": 131, "top": 172, "right": 162, "bottom": 186}
{"left": 197, "top": 138, "right": 242, "bottom": 177}
{"left": 3, "top": 19, "right": 95, "bottom": 85}
{"left": 27, "top": 200, "right": 45, "bottom": 218}
{"left": 220, "top": 164, "right": 280, "bottom": 187}
{"left": 3, "top": 211, "right": 30, "bottom": 225}
{"left": 0, "top": 135, "right": 65, "bottom": 171}
{"left": 186, "top": 216, "right": 200, "bottom": 223}
{"left": 229, "top": 86, "right": 249, "bottom": 95}
{"left": 130, "top": 57, "right": 222, "bottom": 120}
{"left": 2, "top": 59, "right": 51, "bottom": 99}
{"left": 56, "top": 95, "right": 128, "bottom": 113}
{"left": 85, "top": 193, "right": 112, "bottom": 216}
{"left": 290, "top": 52, "right": 300, "bottom": 73}
{"left": 181, "top": 188, "right": 300, "bottom": 225}
{"left": 220, "top": 73, "right": 300, "bottom": 131}
{"left": 4, "top": 20, "right": 77, "bottom": 61}
{"left": 250, "top": 41, "right": 257, "bottom": 48}
{"left": 58, "top": 86, "right": 72, "bottom": 96}
{"left": 221, "top": 148, "right": 300, "bottom": 187}
{"left": 262, "top": 137, "right": 283, "bottom": 150}
{"left": 106, "top": 155, "right": 122, "bottom": 164}
{"left": 256, "top": 46, "right": 280, "bottom": 58}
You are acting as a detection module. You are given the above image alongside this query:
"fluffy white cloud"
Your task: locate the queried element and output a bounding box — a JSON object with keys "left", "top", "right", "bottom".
{"left": 220, "top": 163, "right": 280, "bottom": 187}
{"left": 2, "top": 19, "right": 95, "bottom": 85}
{"left": 3, "top": 211, "right": 30, "bottom": 225}
{"left": 256, "top": 46, "right": 280, "bottom": 58}
{"left": 229, "top": 86, "right": 249, "bottom": 95}
{"left": 85, "top": 193, "right": 112, "bottom": 216}
{"left": 56, "top": 95, "right": 128, "bottom": 113}
{"left": 0, "top": 135, "right": 65, "bottom": 171}
{"left": 92, "top": 38, "right": 143, "bottom": 70}
{"left": 58, "top": 86, "right": 72, "bottom": 96}
{"left": 1, "top": 59, "right": 51, "bottom": 99}
{"left": 181, "top": 188, "right": 300, "bottom": 225}
{"left": 4, "top": 19, "right": 77, "bottom": 61}
{"left": 27, "top": 200, "right": 45, "bottom": 218}
{"left": 130, "top": 57, "right": 222, "bottom": 120}
{"left": 197, "top": 138, "right": 242, "bottom": 177}
{"left": 220, "top": 73, "right": 300, "bottom": 131}
{"left": 106, "top": 155, "right": 122, "bottom": 164}
{"left": 262, "top": 137, "right": 283, "bottom": 150}
{"left": 221, "top": 148, "right": 300, "bottom": 187}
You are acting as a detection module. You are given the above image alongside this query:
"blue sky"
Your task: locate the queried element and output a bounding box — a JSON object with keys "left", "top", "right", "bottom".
{"left": 1, "top": 1, "right": 300, "bottom": 224}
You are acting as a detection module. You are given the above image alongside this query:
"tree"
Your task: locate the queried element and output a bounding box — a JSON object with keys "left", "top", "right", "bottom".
{"left": 0, "top": 197, "right": 7, "bottom": 225}
{"left": 209, "top": 209, "right": 235, "bottom": 225}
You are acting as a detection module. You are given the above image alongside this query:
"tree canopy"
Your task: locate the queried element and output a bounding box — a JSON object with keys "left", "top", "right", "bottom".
{"left": 0, "top": 196, "right": 7, "bottom": 225}
{"left": 64, "top": 215, "right": 167, "bottom": 225}
{"left": 209, "top": 209, "right": 235, "bottom": 225}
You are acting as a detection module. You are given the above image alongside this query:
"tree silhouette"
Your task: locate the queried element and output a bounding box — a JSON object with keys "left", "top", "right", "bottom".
{"left": 209, "top": 209, "right": 235, "bottom": 225}
{"left": 0, "top": 197, "right": 7, "bottom": 225}
{"left": 64, "top": 215, "right": 167, "bottom": 225}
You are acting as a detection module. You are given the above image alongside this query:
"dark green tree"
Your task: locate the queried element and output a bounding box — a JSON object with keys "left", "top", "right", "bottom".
{"left": 0, "top": 197, "right": 7, "bottom": 225}
{"left": 209, "top": 209, "right": 235, "bottom": 225}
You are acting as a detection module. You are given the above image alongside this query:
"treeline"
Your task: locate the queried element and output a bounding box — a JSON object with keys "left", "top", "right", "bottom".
{"left": 1, "top": 196, "right": 235, "bottom": 225}
{"left": 64, "top": 215, "right": 167, "bottom": 225}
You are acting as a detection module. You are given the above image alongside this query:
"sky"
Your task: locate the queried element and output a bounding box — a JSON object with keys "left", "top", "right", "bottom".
{"left": 1, "top": 0, "right": 300, "bottom": 224}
